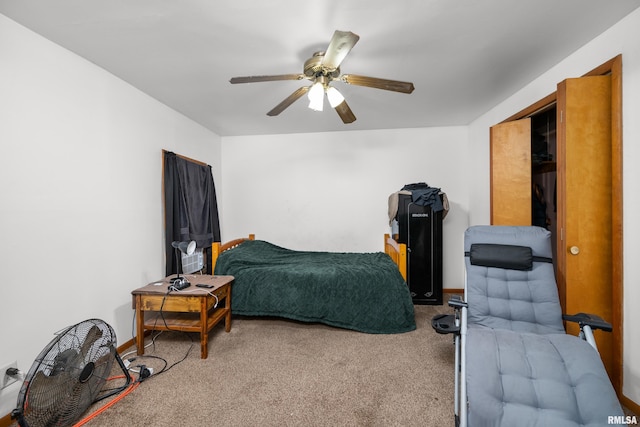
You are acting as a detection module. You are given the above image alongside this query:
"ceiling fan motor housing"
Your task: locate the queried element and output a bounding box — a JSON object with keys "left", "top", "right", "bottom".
{"left": 304, "top": 51, "right": 340, "bottom": 80}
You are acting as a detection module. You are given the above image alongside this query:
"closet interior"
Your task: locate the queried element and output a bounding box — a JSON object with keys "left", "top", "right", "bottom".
{"left": 530, "top": 105, "right": 557, "bottom": 263}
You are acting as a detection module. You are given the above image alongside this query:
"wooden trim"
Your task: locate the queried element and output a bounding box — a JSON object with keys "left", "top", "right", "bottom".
{"left": 621, "top": 394, "right": 640, "bottom": 416}
{"left": 443, "top": 288, "right": 464, "bottom": 295}
{"left": 498, "top": 53, "right": 620, "bottom": 124}
{"left": 609, "top": 54, "right": 624, "bottom": 397}
{"left": 162, "top": 149, "right": 208, "bottom": 166}
{"left": 117, "top": 336, "right": 137, "bottom": 354}
{"left": 586, "top": 55, "right": 620, "bottom": 77}
{"left": 500, "top": 92, "right": 557, "bottom": 123}
{"left": 0, "top": 412, "right": 13, "bottom": 427}
{"left": 581, "top": 54, "right": 624, "bottom": 398}
{"left": 495, "top": 54, "right": 625, "bottom": 399}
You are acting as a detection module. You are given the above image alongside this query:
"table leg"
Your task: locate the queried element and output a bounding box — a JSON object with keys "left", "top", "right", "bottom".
{"left": 135, "top": 295, "right": 145, "bottom": 356}
{"left": 225, "top": 284, "right": 232, "bottom": 332}
{"left": 200, "top": 296, "right": 208, "bottom": 359}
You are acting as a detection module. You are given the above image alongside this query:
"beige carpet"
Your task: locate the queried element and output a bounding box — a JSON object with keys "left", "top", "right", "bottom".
{"left": 16, "top": 305, "right": 456, "bottom": 427}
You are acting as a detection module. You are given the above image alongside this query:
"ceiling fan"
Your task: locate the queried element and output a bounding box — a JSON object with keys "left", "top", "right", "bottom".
{"left": 229, "top": 30, "right": 415, "bottom": 124}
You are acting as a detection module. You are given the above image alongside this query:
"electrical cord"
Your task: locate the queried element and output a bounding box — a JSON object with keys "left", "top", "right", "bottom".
{"left": 159, "top": 291, "right": 172, "bottom": 330}
{"left": 127, "top": 279, "right": 219, "bottom": 379}
{"left": 123, "top": 355, "right": 168, "bottom": 377}
{"left": 129, "top": 288, "right": 196, "bottom": 374}
{"left": 72, "top": 376, "right": 140, "bottom": 427}
{"left": 72, "top": 354, "right": 159, "bottom": 427}
{"left": 76, "top": 277, "right": 213, "bottom": 427}
{"left": 126, "top": 309, "right": 166, "bottom": 359}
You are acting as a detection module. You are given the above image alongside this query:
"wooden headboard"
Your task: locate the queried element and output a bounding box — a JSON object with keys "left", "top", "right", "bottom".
{"left": 211, "top": 234, "right": 255, "bottom": 273}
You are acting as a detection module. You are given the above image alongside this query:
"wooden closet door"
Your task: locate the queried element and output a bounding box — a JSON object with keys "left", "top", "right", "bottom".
{"left": 490, "top": 119, "right": 531, "bottom": 225}
{"left": 556, "top": 75, "right": 613, "bottom": 376}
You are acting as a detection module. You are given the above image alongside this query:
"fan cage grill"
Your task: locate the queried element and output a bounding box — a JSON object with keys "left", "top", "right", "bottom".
{"left": 16, "top": 319, "right": 117, "bottom": 427}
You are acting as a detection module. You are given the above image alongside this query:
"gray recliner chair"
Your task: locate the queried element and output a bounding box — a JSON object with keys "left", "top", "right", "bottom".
{"left": 433, "top": 225, "right": 623, "bottom": 427}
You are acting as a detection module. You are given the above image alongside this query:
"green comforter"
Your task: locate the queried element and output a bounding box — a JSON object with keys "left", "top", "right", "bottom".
{"left": 214, "top": 240, "right": 416, "bottom": 334}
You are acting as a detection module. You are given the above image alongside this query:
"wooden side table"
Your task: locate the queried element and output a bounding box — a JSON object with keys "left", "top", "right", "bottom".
{"left": 131, "top": 274, "right": 234, "bottom": 359}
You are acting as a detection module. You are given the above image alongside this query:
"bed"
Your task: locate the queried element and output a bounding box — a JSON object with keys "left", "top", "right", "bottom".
{"left": 211, "top": 234, "right": 415, "bottom": 334}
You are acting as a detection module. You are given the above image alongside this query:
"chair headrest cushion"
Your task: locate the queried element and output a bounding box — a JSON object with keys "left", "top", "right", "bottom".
{"left": 469, "top": 243, "right": 533, "bottom": 271}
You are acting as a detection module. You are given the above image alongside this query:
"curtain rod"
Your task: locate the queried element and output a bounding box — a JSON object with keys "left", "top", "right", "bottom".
{"left": 162, "top": 149, "right": 208, "bottom": 167}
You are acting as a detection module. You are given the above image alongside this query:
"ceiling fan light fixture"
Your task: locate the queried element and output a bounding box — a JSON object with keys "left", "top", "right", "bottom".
{"left": 307, "top": 81, "right": 325, "bottom": 111}
{"left": 326, "top": 86, "right": 345, "bottom": 108}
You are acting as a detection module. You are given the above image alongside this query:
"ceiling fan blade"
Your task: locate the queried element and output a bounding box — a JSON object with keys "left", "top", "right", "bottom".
{"left": 340, "top": 74, "right": 415, "bottom": 94}
{"left": 267, "top": 86, "right": 310, "bottom": 116}
{"left": 334, "top": 100, "right": 357, "bottom": 124}
{"left": 230, "top": 74, "right": 305, "bottom": 84}
{"left": 321, "top": 31, "right": 360, "bottom": 71}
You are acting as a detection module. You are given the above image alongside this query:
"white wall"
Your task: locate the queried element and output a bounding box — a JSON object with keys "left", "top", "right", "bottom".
{"left": 467, "top": 7, "right": 640, "bottom": 406}
{"left": 221, "top": 127, "right": 470, "bottom": 291}
{"left": 0, "top": 15, "right": 222, "bottom": 415}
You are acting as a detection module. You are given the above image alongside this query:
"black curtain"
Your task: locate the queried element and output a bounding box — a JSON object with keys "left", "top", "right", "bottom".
{"left": 164, "top": 151, "right": 221, "bottom": 276}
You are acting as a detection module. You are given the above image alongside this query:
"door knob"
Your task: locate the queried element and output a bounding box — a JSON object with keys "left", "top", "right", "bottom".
{"left": 570, "top": 246, "right": 580, "bottom": 255}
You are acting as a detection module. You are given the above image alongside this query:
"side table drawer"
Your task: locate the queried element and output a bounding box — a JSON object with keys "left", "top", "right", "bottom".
{"left": 140, "top": 295, "right": 201, "bottom": 312}
{"left": 206, "top": 284, "right": 229, "bottom": 310}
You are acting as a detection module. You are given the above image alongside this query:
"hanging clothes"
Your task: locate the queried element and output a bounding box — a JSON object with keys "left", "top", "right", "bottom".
{"left": 388, "top": 182, "right": 449, "bottom": 226}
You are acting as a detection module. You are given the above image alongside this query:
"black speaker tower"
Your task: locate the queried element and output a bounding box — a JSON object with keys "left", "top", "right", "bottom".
{"left": 396, "top": 193, "right": 443, "bottom": 305}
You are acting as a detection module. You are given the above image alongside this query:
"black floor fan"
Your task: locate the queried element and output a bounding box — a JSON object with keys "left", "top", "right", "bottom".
{"left": 12, "top": 319, "right": 132, "bottom": 427}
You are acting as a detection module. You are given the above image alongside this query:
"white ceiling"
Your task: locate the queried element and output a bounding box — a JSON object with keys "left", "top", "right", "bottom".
{"left": 2, "top": 0, "right": 639, "bottom": 136}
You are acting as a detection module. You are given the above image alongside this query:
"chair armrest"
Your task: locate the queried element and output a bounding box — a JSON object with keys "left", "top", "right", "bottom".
{"left": 448, "top": 294, "right": 468, "bottom": 309}
{"left": 563, "top": 312, "right": 612, "bottom": 332}
{"left": 431, "top": 295, "right": 467, "bottom": 335}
